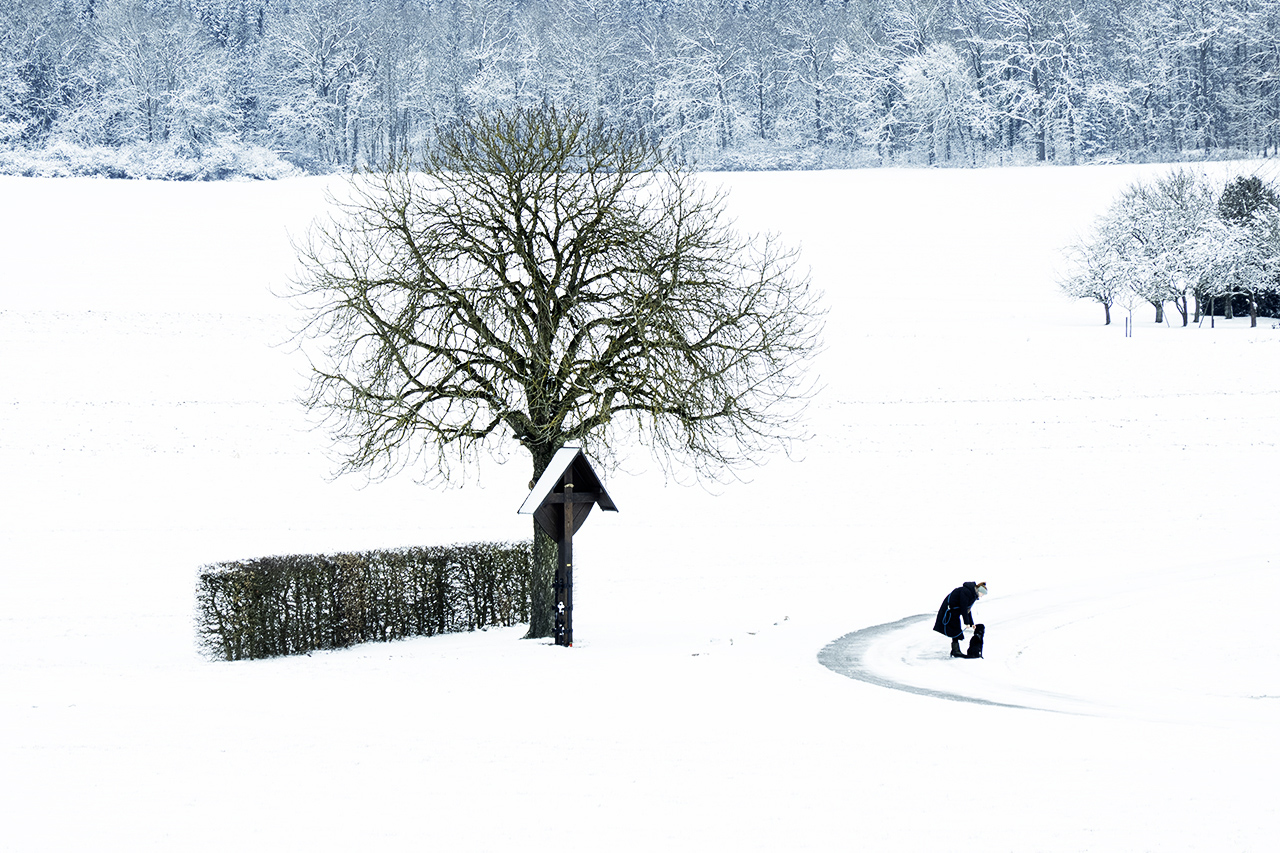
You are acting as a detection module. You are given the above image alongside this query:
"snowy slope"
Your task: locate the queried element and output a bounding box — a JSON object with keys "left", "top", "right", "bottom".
{"left": 2, "top": 163, "right": 1278, "bottom": 851}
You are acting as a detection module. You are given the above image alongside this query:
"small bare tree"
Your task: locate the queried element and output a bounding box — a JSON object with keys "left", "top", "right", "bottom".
{"left": 1061, "top": 228, "right": 1125, "bottom": 325}
{"left": 292, "top": 106, "right": 824, "bottom": 638}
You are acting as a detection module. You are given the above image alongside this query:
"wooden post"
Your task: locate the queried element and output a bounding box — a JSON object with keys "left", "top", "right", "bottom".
{"left": 517, "top": 446, "right": 617, "bottom": 649}
{"left": 556, "top": 476, "right": 574, "bottom": 646}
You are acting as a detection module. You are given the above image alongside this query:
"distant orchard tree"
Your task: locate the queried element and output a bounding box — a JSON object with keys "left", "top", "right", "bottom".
{"left": 1217, "top": 175, "right": 1280, "bottom": 225}
{"left": 1209, "top": 175, "right": 1280, "bottom": 327}
{"left": 1105, "top": 169, "right": 1218, "bottom": 326}
{"left": 292, "top": 106, "right": 824, "bottom": 639}
{"left": 1061, "top": 228, "right": 1125, "bottom": 325}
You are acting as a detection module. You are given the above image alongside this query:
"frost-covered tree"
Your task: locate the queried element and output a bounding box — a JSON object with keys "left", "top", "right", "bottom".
{"left": 895, "top": 42, "right": 992, "bottom": 165}
{"left": 259, "top": 0, "right": 377, "bottom": 169}
{"left": 0, "top": 2, "right": 97, "bottom": 146}
{"left": 978, "top": 0, "right": 1093, "bottom": 162}
{"left": 1218, "top": 174, "right": 1280, "bottom": 224}
{"left": 738, "top": 0, "right": 788, "bottom": 144}
{"left": 780, "top": 3, "right": 843, "bottom": 147}
{"left": 1204, "top": 175, "right": 1280, "bottom": 326}
{"left": 1231, "top": 0, "right": 1280, "bottom": 156}
{"left": 1061, "top": 226, "right": 1126, "bottom": 324}
{"left": 454, "top": 0, "right": 521, "bottom": 112}
{"left": 90, "top": 0, "right": 217, "bottom": 145}
{"left": 1108, "top": 169, "right": 1218, "bottom": 325}
{"left": 667, "top": 6, "right": 745, "bottom": 158}
{"left": 1066, "top": 168, "right": 1221, "bottom": 325}
{"left": 830, "top": 34, "right": 899, "bottom": 158}
{"left": 538, "top": 0, "right": 628, "bottom": 125}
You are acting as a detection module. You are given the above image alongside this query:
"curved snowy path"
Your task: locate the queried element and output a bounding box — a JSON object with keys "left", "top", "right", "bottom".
{"left": 819, "top": 561, "right": 1280, "bottom": 726}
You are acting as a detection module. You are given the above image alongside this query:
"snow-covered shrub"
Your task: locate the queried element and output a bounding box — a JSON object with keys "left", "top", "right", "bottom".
{"left": 195, "top": 541, "right": 533, "bottom": 661}
{"left": 711, "top": 138, "right": 880, "bottom": 171}
{"left": 0, "top": 138, "right": 301, "bottom": 180}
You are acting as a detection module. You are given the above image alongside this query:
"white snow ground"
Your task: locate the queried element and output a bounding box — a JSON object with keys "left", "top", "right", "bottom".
{"left": 2, "top": 163, "right": 1278, "bottom": 851}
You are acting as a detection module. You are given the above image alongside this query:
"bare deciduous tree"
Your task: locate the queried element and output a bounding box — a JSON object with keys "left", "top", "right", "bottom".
{"left": 293, "top": 106, "right": 824, "bottom": 638}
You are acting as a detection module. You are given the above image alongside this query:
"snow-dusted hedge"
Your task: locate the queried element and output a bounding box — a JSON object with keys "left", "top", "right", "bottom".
{"left": 0, "top": 139, "right": 300, "bottom": 181}
{"left": 196, "top": 542, "right": 532, "bottom": 661}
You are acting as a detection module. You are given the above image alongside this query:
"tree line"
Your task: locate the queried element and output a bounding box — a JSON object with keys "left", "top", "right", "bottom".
{"left": 5, "top": 0, "right": 1280, "bottom": 174}
{"left": 1061, "top": 170, "right": 1280, "bottom": 327}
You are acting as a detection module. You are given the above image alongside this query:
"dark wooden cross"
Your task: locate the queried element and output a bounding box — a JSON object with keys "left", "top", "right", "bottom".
{"left": 518, "top": 447, "right": 617, "bottom": 647}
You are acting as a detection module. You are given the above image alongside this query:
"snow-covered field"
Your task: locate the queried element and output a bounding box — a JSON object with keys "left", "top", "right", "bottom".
{"left": 3, "top": 163, "right": 1278, "bottom": 851}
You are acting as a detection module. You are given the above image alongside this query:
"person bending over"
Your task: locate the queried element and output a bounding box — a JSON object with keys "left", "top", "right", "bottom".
{"left": 933, "top": 581, "right": 987, "bottom": 658}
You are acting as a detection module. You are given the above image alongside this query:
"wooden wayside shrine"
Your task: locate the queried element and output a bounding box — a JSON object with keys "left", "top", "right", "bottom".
{"left": 517, "top": 446, "right": 618, "bottom": 646}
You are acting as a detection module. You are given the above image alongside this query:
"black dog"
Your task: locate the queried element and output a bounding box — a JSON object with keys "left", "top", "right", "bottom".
{"left": 965, "top": 624, "right": 985, "bottom": 659}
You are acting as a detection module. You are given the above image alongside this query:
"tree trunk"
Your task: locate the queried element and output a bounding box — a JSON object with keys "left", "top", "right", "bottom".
{"left": 526, "top": 522, "right": 557, "bottom": 639}
{"left": 1103, "top": 302, "right": 1111, "bottom": 325}
{"left": 524, "top": 442, "right": 561, "bottom": 639}
{"left": 1174, "top": 293, "right": 1189, "bottom": 326}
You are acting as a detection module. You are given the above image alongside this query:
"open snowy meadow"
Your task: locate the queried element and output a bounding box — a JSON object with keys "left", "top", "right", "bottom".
{"left": 2, "top": 161, "right": 1278, "bottom": 851}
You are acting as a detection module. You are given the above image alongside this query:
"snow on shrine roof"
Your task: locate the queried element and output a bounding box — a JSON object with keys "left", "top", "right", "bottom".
{"left": 517, "top": 446, "right": 617, "bottom": 516}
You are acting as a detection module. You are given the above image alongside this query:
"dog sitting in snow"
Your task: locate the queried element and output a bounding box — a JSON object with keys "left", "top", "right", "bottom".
{"left": 965, "top": 623, "right": 985, "bottom": 659}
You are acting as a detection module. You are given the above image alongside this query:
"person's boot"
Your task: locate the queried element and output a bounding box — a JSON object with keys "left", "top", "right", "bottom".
{"left": 950, "top": 637, "right": 964, "bottom": 658}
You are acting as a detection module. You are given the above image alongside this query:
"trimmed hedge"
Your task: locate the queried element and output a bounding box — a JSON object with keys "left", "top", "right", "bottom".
{"left": 196, "top": 542, "right": 532, "bottom": 661}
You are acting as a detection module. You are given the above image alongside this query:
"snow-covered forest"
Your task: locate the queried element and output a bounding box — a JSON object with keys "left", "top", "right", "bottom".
{"left": 4, "top": 0, "right": 1280, "bottom": 176}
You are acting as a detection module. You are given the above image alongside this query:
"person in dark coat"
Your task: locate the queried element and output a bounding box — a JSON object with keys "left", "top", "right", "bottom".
{"left": 933, "top": 581, "right": 987, "bottom": 657}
